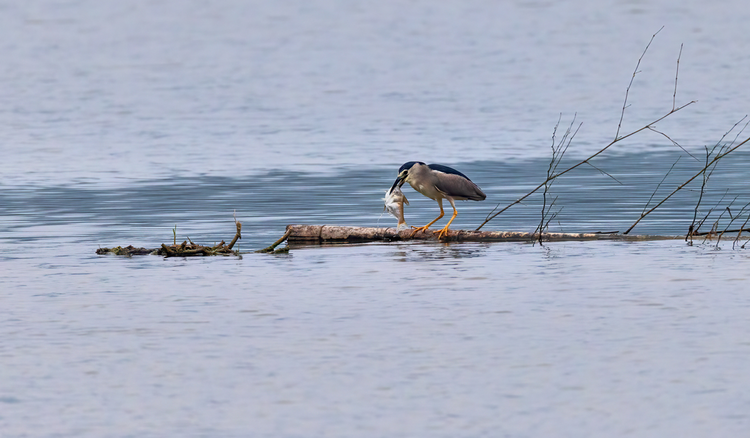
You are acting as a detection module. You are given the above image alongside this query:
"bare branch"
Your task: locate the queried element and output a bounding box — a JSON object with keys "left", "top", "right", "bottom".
{"left": 716, "top": 197, "right": 740, "bottom": 247}
{"left": 476, "top": 100, "right": 695, "bottom": 231}
{"left": 585, "top": 161, "right": 623, "bottom": 184}
{"left": 673, "top": 43, "right": 683, "bottom": 111}
{"left": 647, "top": 125, "right": 698, "bottom": 161}
{"left": 616, "top": 26, "right": 664, "bottom": 141}
{"left": 686, "top": 116, "right": 748, "bottom": 240}
{"left": 734, "top": 214, "right": 750, "bottom": 249}
{"left": 537, "top": 115, "right": 578, "bottom": 245}
{"left": 624, "top": 135, "right": 750, "bottom": 234}
{"left": 642, "top": 156, "right": 680, "bottom": 216}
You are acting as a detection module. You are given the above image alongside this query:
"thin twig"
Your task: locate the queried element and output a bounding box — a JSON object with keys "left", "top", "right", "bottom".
{"left": 642, "top": 156, "right": 680, "bottom": 216}
{"left": 708, "top": 202, "right": 734, "bottom": 246}
{"left": 673, "top": 43, "right": 683, "bottom": 111}
{"left": 624, "top": 135, "right": 750, "bottom": 234}
{"left": 688, "top": 148, "right": 714, "bottom": 242}
{"left": 647, "top": 125, "right": 698, "bottom": 161}
{"left": 716, "top": 197, "right": 741, "bottom": 246}
{"left": 476, "top": 100, "right": 695, "bottom": 231}
{"left": 536, "top": 196, "right": 559, "bottom": 246}
{"left": 687, "top": 117, "right": 748, "bottom": 240}
{"left": 695, "top": 189, "right": 731, "bottom": 237}
{"left": 734, "top": 215, "right": 750, "bottom": 249}
{"left": 718, "top": 200, "right": 750, "bottom": 247}
{"left": 544, "top": 206, "right": 562, "bottom": 231}
{"left": 227, "top": 220, "right": 242, "bottom": 250}
{"left": 616, "top": 26, "right": 663, "bottom": 141}
{"left": 536, "top": 115, "right": 577, "bottom": 245}
{"left": 585, "top": 161, "right": 623, "bottom": 184}
{"left": 694, "top": 228, "right": 750, "bottom": 237}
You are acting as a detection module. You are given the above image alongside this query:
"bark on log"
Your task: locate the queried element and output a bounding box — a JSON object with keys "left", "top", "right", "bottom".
{"left": 285, "top": 225, "right": 681, "bottom": 244}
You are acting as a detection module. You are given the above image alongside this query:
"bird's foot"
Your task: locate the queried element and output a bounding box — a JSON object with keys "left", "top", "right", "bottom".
{"left": 435, "top": 226, "right": 451, "bottom": 240}
{"left": 409, "top": 225, "right": 430, "bottom": 238}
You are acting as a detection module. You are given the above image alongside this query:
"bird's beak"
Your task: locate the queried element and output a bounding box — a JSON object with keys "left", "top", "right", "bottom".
{"left": 390, "top": 175, "right": 405, "bottom": 194}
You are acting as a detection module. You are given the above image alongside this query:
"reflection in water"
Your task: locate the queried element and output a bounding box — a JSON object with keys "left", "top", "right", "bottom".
{"left": 390, "top": 242, "right": 491, "bottom": 262}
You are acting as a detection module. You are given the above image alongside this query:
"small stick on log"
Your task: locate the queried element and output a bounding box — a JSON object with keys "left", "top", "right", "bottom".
{"left": 733, "top": 215, "right": 750, "bottom": 249}
{"left": 161, "top": 243, "right": 176, "bottom": 256}
{"left": 228, "top": 215, "right": 242, "bottom": 249}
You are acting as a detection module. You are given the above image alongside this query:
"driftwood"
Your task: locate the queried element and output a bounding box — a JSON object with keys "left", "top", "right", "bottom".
{"left": 283, "top": 225, "right": 681, "bottom": 245}
{"left": 255, "top": 229, "right": 292, "bottom": 253}
{"left": 96, "top": 221, "right": 242, "bottom": 257}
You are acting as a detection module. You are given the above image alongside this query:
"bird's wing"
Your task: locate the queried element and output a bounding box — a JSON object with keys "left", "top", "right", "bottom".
{"left": 427, "top": 164, "right": 472, "bottom": 181}
{"left": 432, "top": 171, "right": 487, "bottom": 201}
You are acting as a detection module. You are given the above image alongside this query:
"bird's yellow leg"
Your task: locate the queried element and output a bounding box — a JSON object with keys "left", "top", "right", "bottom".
{"left": 436, "top": 201, "right": 458, "bottom": 240}
{"left": 410, "top": 201, "right": 444, "bottom": 237}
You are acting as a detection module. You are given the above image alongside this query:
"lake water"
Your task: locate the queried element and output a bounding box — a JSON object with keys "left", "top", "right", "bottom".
{"left": 2, "top": 0, "right": 750, "bottom": 437}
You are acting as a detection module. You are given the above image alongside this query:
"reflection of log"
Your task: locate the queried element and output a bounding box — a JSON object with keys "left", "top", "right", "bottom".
{"left": 286, "top": 225, "right": 680, "bottom": 244}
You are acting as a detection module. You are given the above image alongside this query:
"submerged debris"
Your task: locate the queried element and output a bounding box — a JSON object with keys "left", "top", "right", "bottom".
{"left": 97, "top": 221, "right": 242, "bottom": 257}
{"left": 96, "top": 245, "right": 156, "bottom": 256}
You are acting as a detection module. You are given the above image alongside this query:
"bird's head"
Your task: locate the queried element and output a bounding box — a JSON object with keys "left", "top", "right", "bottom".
{"left": 390, "top": 161, "right": 424, "bottom": 193}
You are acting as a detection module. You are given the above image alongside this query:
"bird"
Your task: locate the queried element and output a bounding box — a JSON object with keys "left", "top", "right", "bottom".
{"left": 390, "top": 161, "right": 486, "bottom": 239}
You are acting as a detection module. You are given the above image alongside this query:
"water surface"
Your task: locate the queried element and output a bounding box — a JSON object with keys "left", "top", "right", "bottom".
{"left": 2, "top": 1, "right": 750, "bottom": 437}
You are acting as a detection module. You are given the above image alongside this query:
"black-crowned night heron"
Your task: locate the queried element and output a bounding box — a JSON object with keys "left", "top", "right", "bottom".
{"left": 390, "top": 161, "right": 486, "bottom": 239}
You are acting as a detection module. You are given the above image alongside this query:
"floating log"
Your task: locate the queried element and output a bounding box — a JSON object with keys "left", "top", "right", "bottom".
{"left": 285, "top": 224, "right": 681, "bottom": 245}
{"left": 95, "top": 222, "right": 686, "bottom": 257}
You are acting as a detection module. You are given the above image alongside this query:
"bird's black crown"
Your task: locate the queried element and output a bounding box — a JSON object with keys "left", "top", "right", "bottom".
{"left": 399, "top": 161, "right": 425, "bottom": 173}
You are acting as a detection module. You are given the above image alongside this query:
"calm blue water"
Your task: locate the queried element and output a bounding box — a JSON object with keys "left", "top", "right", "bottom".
{"left": 2, "top": 1, "right": 750, "bottom": 437}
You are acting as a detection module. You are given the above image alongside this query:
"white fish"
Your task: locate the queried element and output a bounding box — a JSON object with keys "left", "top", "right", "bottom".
{"left": 384, "top": 186, "right": 409, "bottom": 231}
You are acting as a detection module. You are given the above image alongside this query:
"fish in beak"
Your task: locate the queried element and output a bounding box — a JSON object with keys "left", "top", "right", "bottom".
{"left": 384, "top": 185, "right": 409, "bottom": 230}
